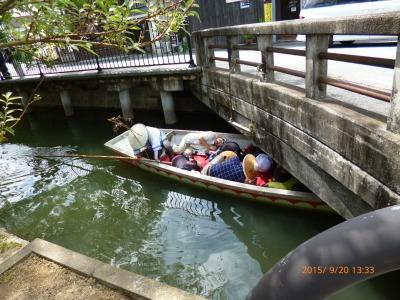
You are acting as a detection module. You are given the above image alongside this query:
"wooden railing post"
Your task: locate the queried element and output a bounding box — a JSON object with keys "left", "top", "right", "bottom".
{"left": 192, "top": 32, "right": 204, "bottom": 67}
{"left": 257, "top": 35, "right": 274, "bottom": 82}
{"left": 387, "top": 37, "right": 400, "bottom": 134}
{"left": 227, "top": 36, "right": 241, "bottom": 73}
{"left": 204, "top": 36, "right": 215, "bottom": 68}
{"left": 305, "top": 34, "right": 330, "bottom": 99}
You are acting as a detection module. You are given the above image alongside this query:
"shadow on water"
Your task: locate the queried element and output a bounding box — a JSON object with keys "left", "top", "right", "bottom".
{"left": 0, "top": 107, "right": 398, "bottom": 299}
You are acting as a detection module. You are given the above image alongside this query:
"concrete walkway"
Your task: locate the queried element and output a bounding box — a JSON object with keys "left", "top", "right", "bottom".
{"left": 0, "top": 228, "right": 205, "bottom": 300}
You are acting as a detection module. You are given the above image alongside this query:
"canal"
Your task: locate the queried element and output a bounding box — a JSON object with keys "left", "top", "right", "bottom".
{"left": 0, "top": 108, "right": 398, "bottom": 299}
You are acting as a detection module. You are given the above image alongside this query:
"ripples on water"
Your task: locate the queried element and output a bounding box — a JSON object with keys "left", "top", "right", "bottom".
{"left": 0, "top": 141, "right": 265, "bottom": 299}
{"left": 0, "top": 144, "right": 92, "bottom": 207}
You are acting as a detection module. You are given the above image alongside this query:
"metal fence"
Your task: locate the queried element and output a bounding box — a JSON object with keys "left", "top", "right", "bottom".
{"left": 5, "top": 34, "right": 195, "bottom": 79}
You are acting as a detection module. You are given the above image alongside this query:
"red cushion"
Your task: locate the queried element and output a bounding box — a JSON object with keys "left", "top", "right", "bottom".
{"left": 256, "top": 171, "right": 274, "bottom": 187}
{"left": 193, "top": 154, "right": 209, "bottom": 169}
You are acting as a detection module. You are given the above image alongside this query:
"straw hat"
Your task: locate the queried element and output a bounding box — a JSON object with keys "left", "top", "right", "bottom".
{"left": 256, "top": 154, "right": 273, "bottom": 173}
{"left": 243, "top": 154, "right": 259, "bottom": 180}
{"left": 220, "top": 151, "right": 237, "bottom": 160}
{"left": 127, "top": 123, "right": 148, "bottom": 150}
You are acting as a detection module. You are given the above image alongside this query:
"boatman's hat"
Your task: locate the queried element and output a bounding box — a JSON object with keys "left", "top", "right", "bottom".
{"left": 128, "top": 123, "right": 148, "bottom": 150}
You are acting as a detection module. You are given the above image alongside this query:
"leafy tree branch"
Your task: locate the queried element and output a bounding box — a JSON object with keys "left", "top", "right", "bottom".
{"left": 0, "top": 0, "right": 198, "bottom": 63}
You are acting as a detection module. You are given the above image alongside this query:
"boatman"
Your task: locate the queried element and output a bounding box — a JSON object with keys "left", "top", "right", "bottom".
{"left": 128, "top": 123, "right": 172, "bottom": 161}
{"left": 172, "top": 131, "right": 225, "bottom": 154}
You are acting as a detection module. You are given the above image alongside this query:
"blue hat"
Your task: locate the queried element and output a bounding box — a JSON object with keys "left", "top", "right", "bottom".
{"left": 256, "top": 154, "right": 273, "bottom": 172}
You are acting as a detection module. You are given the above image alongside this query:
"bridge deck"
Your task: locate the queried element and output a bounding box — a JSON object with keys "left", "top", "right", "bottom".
{"left": 0, "top": 64, "right": 201, "bottom": 84}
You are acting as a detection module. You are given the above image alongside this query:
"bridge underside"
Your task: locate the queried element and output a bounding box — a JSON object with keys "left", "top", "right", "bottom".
{"left": 191, "top": 68, "right": 400, "bottom": 219}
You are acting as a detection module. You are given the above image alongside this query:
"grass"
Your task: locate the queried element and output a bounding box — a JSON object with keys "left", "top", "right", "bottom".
{"left": 0, "top": 234, "right": 21, "bottom": 254}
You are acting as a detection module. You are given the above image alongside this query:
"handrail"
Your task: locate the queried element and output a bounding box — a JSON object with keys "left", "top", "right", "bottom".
{"left": 319, "top": 52, "right": 395, "bottom": 69}
{"left": 267, "top": 47, "right": 306, "bottom": 57}
{"left": 195, "top": 12, "right": 400, "bottom": 36}
{"left": 209, "top": 57, "right": 229, "bottom": 63}
{"left": 235, "top": 59, "right": 260, "bottom": 68}
{"left": 267, "top": 65, "right": 306, "bottom": 79}
{"left": 319, "top": 76, "right": 391, "bottom": 102}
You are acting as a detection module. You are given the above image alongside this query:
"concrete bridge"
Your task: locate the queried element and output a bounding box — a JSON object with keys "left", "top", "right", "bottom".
{"left": 191, "top": 12, "right": 400, "bottom": 219}
{"left": 2, "top": 12, "right": 400, "bottom": 219}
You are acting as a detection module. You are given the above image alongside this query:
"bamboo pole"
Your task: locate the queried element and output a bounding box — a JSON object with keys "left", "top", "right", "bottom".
{"left": 35, "top": 154, "right": 138, "bottom": 160}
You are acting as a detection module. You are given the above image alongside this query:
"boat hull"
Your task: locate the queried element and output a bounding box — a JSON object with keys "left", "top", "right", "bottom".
{"left": 105, "top": 129, "right": 331, "bottom": 212}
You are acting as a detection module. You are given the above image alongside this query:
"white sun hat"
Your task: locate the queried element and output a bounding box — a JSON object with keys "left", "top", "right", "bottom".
{"left": 127, "top": 123, "right": 148, "bottom": 150}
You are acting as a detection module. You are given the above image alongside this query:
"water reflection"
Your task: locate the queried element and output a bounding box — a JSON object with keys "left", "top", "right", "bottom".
{"left": 0, "top": 143, "right": 92, "bottom": 207}
{"left": 0, "top": 141, "right": 339, "bottom": 299}
{"left": 156, "top": 191, "right": 263, "bottom": 299}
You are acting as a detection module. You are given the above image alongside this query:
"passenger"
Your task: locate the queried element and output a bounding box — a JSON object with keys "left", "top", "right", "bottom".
{"left": 252, "top": 154, "right": 275, "bottom": 186}
{"left": 128, "top": 123, "right": 173, "bottom": 161}
{"left": 267, "top": 166, "right": 307, "bottom": 191}
{"left": 201, "top": 151, "right": 237, "bottom": 175}
{"left": 242, "top": 154, "right": 275, "bottom": 185}
{"left": 183, "top": 147, "right": 194, "bottom": 159}
{"left": 243, "top": 144, "right": 264, "bottom": 158}
{"left": 203, "top": 155, "right": 246, "bottom": 183}
{"left": 210, "top": 140, "right": 243, "bottom": 161}
{"left": 182, "top": 147, "right": 201, "bottom": 171}
{"left": 172, "top": 131, "right": 224, "bottom": 154}
{"left": 171, "top": 154, "right": 200, "bottom": 172}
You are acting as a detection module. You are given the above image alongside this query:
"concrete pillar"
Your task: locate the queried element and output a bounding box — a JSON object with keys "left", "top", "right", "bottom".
{"left": 387, "top": 36, "right": 400, "bottom": 134}
{"left": 160, "top": 91, "right": 176, "bottom": 124}
{"left": 257, "top": 35, "right": 274, "bottom": 82}
{"left": 59, "top": 90, "right": 74, "bottom": 117}
{"left": 162, "top": 77, "right": 184, "bottom": 92}
{"left": 159, "top": 78, "right": 184, "bottom": 124}
{"left": 227, "top": 36, "right": 241, "bottom": 73}
{"left": 119, "top": 88, "right": 134, "bottom": 120}
{"left": 305, "top": 34, "right": 330, "bottom": 99}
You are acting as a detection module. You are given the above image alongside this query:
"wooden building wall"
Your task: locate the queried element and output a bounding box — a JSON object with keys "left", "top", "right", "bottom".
{"left": 189, "top": 0, "right": 265, "bottom": 32}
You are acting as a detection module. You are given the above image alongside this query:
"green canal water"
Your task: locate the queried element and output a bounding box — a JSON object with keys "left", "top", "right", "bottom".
{"left": 0, "top": 108, "right": 398, "bottom": 299}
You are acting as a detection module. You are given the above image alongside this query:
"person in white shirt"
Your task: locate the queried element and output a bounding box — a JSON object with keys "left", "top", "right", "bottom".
{"left": 128, "top": 124, "right": 172, "bottom": 161}
{"left": 172, "top": 131, "right": 224, "bottom": 154}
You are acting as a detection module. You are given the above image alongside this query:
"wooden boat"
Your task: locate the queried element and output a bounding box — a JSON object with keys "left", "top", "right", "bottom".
{"left": 104, "top": 129, "right": 330, "bottom": 211}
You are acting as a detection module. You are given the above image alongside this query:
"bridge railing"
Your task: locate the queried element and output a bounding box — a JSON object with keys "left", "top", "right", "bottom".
{"left": 192, "top": 12, "right": 400, "bottom": 134}
{"left": 5, "top": 33, "right": 195, "bottom": 78}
